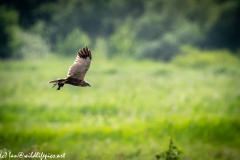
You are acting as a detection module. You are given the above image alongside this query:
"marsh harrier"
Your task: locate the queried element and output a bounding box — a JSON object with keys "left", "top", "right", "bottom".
{"left": 49, "top": 46, "right": 92, "bottom": 90}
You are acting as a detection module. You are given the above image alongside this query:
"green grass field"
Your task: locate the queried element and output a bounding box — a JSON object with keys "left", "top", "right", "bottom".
{"left": 0, "top": 52, "right": 240, "bottom": 160}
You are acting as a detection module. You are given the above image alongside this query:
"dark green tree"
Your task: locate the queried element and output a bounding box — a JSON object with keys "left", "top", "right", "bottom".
{"left": 0, "top": 6, "right": 18, "bottom": 58}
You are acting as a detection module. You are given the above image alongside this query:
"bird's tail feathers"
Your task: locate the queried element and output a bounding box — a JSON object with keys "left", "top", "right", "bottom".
{"left": 48, "top": 78, "right": 66, "bottom": 83}
{"left": 48, "top": 78, "right": 66, "bottom": 90}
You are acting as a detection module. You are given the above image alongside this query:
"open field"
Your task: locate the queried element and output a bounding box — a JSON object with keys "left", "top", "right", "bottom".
{"left": 0, "top": 53, "right": 240, "bottom": 160}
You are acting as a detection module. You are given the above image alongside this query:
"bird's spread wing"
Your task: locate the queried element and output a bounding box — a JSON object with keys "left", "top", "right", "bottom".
{"left": 67, "top": 46, "right": 92, "bottom": 80}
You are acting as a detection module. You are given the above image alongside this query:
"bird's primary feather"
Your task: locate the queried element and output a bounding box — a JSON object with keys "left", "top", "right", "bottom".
{"left": 67, "top": 46, "right": 92, "bottom": 80}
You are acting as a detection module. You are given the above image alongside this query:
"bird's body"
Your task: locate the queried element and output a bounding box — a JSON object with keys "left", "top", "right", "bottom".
{"left": 48, "top": 46, "right": 92, "bottom": 90}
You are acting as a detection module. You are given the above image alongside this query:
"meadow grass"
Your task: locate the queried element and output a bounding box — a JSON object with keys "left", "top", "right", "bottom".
{"left": 0, "top": 53, "right": 240, "bottom": 160}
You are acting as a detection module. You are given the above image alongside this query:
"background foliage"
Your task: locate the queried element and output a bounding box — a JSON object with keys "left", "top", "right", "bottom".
{"left": 0, "top": 0, "right": 240, "bottom": 160}
{"left": 0, "top": 0, "right": 239, "bottom": 59}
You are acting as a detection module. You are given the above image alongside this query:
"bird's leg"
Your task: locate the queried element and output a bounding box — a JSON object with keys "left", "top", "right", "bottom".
{"left": 56, "top": 79, "right": 65, "bottom": 90}
{"left": 49, "top": 78, "right": 66, "bottom": 90}
{"left": 57, "top": 83, "right": 64, "bottom": 90}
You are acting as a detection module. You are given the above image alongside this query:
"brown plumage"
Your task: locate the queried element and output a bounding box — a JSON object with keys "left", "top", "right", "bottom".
{"left": 49, "top": 46, "right": 92, "bottom": 90}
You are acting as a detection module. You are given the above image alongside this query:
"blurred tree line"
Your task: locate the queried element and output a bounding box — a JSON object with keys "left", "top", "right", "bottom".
{"left": 0, "top": 0, "right": 239, "bottom": 60}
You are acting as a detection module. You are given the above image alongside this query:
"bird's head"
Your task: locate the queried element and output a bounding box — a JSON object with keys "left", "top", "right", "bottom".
{"left": 83, "top": 81, "right": 91, "bottom": 87}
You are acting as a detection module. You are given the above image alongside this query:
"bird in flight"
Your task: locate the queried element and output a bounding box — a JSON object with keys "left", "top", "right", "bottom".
{"left": 49, "top": 46, "right": 92, "bottom": 90}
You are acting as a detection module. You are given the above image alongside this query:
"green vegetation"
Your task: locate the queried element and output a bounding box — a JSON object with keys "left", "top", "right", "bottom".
{"left": 1, "top": 1, "right": 240, "bottom": 159}
{"left": 1, "top": 0, "right": 240, "bottom": 60}
{"left": 156, "top": 138, "right": 182, "bottom": 160}
{"left": 0, "top": 6, "right": 20, "bottom": 58}
{"left": 0, "top": 50, "right": 239, "bottom": 159}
